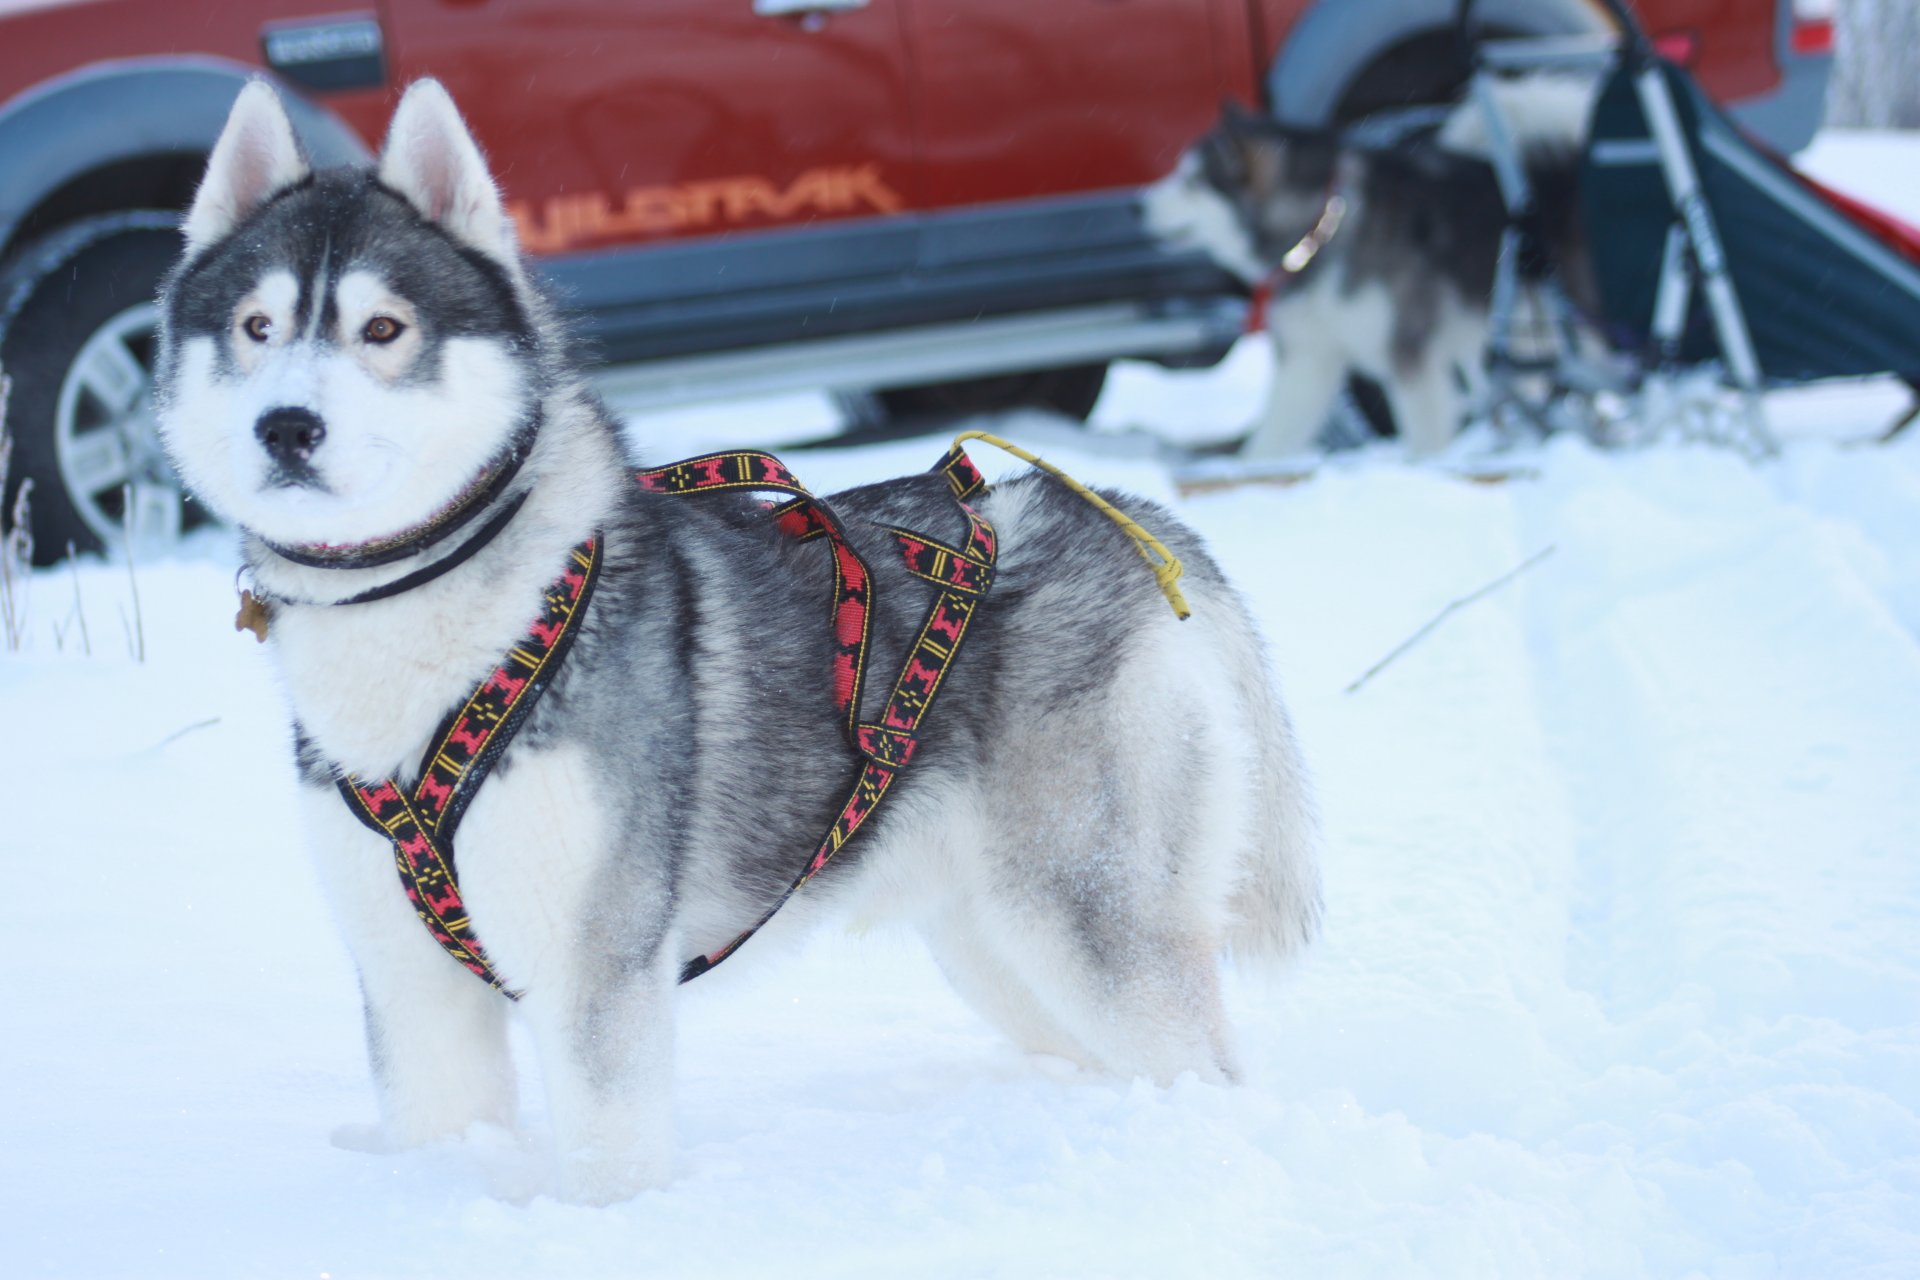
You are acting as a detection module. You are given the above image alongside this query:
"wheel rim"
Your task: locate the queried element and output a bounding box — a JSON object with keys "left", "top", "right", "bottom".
{"left": 53, "top": 301, "right": 181, "bottom": 550}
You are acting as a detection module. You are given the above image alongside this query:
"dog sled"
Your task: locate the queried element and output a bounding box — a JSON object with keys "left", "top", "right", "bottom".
{"left": 1467, "top": 0, "right": 1920, "bottom": 452}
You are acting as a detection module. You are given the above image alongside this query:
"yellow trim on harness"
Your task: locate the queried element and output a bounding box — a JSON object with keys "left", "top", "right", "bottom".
{"left": 952, "top": 430, "right": 1191, "bottom": 620}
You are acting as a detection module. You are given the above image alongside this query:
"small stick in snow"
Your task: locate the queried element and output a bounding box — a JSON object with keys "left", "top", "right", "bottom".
{"left": 1344, "top": 545, "right": 1557, "bottom": 695}
{"left": 151, "top": 717, "right": 221, "bottom": 751}
{"left": 1878, "top": 398, "right": 1918, "bottom": 444}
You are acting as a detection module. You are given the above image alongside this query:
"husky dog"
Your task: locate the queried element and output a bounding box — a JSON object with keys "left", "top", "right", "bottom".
{"left": 1144, "top": 83, "right": 1594, "bottom": 457}
{"left": 154, "top": 80, "right": 1320, "bottom": 1203}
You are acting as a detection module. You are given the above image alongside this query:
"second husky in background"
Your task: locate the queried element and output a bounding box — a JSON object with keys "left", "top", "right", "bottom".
{"left": 1145, "top": 82, "right": 1595, "bottom": 457}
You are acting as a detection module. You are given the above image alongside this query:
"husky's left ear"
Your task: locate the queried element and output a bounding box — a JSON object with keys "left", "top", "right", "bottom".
{"left": 379, "top": 80, "right": 514, "bottom": 260}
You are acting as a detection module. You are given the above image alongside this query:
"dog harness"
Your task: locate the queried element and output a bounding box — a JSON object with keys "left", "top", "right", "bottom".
{"left": 336, "top": 441, "right": 1002, "bottom": 995}
{"left": 328, "top": 433, "right": 1189, "bottom": 997}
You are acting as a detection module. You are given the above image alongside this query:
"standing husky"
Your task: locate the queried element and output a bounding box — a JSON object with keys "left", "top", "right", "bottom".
{"left": 1144, "top": 88, "right": 1593, "bottom": 457}
{"left": 154, "top": 80, "right": 1320, "bottom": 1202}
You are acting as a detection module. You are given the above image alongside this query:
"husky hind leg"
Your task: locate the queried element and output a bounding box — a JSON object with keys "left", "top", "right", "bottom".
{"left": 1382, "top": 286, "right": 1488, "bottom": 456}
{"left": 914, "top": 787, "right": 1236, "bottom": 1082}
{"left": 941, "top": 822, "right": 1242, "bottom": 1085}
{"left": 918, "top": 904, "right": 1096, "bottom": 1065}
{"left": 1000, "top": 901, "right": 1241, "bottom": 1086}
{"left": 950, "top": 603, "right": 1309, "bottom": 1084}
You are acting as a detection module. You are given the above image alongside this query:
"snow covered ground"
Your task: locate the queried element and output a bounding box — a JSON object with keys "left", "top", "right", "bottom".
{"left": 4, "top": 133, "right": 1919, "bottom": 1279}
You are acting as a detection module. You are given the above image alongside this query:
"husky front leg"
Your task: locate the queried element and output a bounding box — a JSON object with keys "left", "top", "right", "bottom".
{"left": 521, "top": 940, "right": 678, "bottom": 1203}
{"left": 302, "top": 793, "right": 518, "bottom": 1144}
{"left": 450, "top": 746, "right": 681, "bottom": 1201}
{"left": 359, "top": 956, "right": 517, "bottom": 1144}
{"left": 1242, "top": 284, "right": 1349, "bottom": 457}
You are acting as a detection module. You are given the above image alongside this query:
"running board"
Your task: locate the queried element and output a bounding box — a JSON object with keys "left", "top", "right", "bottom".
{"left": 590, "top": 301, "right": 1243, "bottom": 412}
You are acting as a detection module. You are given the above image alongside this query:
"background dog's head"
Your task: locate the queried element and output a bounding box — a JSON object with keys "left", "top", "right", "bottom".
{"left": 1142, "top": 102, "right": 1346, "bottom": 287}
{"left": 155, "top": 80, "right": 543, "bottom": 559}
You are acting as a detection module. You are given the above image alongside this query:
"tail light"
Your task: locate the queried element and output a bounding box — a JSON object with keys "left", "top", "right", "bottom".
{"left": 1789, "top": 18, "right": 1834, "bottom": 56}
{"left": 1790, "top": 0, "right": 1835, "bottom": 57}
{"left": 1651, "top": 29, "right": 1700, "bottom": 66}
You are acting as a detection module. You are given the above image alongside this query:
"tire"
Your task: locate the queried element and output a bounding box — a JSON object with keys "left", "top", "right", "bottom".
{"left": 875, "top": 362, "right": 1109, "bottom": 423}
{"left": 1329, "top": 30, "right": 1475, "bottom": 125}
{"left": 0, "top": 212, "right": 190, "bottom": 566}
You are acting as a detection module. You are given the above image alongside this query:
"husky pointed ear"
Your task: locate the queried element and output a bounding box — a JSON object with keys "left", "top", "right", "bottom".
{"left": 379, "top": 80, "right": 513, "bottom": 259}
{"left": 184, "top": 80, "right": 311, "bottom": 253}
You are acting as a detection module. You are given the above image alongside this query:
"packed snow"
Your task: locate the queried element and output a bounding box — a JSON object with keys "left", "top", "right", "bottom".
{"left": 3, "top": 133, "right": 1918, "bottom": 1279}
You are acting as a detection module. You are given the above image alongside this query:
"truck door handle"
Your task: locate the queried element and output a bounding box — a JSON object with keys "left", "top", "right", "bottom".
{"left": 753, "top": 0, "right": 870, "bottom": 16}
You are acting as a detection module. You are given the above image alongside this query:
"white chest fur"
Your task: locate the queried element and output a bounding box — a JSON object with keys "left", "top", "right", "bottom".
{"left": 261, "top": 415, "right": 623, "bottom": 782}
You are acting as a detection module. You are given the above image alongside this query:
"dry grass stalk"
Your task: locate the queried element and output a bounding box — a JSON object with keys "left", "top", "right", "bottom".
{"left": 0, "top": 371, "right": 34, "bottom": 652}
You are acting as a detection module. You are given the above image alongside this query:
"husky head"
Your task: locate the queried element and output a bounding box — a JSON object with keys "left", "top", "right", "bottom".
{"left": 156, "top": 79, "right": 542, "bottom": 561}
{"left": 1142, "top": 102, "right": 1345, "bottom": 286}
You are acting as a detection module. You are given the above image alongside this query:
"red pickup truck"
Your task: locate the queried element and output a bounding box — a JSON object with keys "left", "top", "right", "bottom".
{"left": 0, "top": 0, "right": 1832, "bottom": 560}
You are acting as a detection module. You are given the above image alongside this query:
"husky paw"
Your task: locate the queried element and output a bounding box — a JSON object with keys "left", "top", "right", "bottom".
{"left": 554, "top": 1147, "right": 671, "bottom": 1206}
{"left": 1025, "top": 1051, "right": 1088, "bottom": 1082}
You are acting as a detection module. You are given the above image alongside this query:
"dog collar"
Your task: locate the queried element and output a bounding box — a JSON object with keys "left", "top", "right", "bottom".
{"left": 236, "top": 487, "right": 532, "bottom": 638}
{"left": 1247, "top": 189, "right": 1349, "bottom": 334}
{"left": 235, "top": 409, "right": 543, "bottom": 635}
{"left": 1280, "top": 191, "right": 1349, "bottom": 275}
{"left": 257, "top": 407, "right": 542, "bottom": 573}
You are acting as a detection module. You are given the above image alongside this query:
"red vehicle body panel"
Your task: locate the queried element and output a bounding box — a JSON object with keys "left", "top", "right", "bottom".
{"left": 380, "top": 0, "right": 921, "bottom": 256}
{"left": 0, "top": 0, "right": 1797, "bottom": 260}
{"left": 1620, "top": 0, "right": 1782, "bottom": 99}
{"left": 899, "top": 0, "right": 1255, "bottom": 209}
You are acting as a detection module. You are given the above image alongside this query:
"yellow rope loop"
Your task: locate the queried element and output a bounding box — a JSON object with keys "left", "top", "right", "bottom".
{"left": 952, "top": 430, "right": 1191, "bottom": 620}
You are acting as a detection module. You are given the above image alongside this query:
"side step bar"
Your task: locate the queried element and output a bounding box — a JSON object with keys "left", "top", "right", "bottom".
{"left": 591, "top": 299, "right": 1243, "bottom": 412}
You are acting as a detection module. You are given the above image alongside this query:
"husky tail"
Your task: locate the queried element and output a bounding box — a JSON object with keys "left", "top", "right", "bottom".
{"left": 1215, "top": 601, "right": 1323, "bottom": 966}
{"left": 1436, "top": 72, "right": 1597, "bottom": 169}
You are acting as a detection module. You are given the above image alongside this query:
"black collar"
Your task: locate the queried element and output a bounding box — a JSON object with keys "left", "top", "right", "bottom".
{"left": 244, "top": 409, "right": 542, "bottom": 609}
{"left": 259, "top": 413, "right": 537, "bottom": 572}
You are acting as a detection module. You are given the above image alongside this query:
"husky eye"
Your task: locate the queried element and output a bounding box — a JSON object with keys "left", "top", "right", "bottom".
{"left": 363, "top": 316, "right": 405, "bottom": 345}
{"left": 242, "top": 314, "right": 273, "bottom": 343}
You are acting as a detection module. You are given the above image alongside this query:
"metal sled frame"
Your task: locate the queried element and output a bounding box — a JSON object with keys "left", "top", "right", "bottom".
{"left": 1465, "top": 0, "right": 1775, "bottom": 454}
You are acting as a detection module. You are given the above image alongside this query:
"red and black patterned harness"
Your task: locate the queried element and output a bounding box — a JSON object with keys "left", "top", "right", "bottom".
{"left": 338, "top": 442, "right": 997, "bottom": 996}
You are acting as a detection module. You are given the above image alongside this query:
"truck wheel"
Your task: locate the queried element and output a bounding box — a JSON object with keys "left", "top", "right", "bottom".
{"left": 876, "top": 362, "right": 1109, "bottom": 423}
{"left": 1330, "top": 29, "right": 1475, "bottom": 124}
{"left": 0, "top": 212, "right": 190, "bottom": 565}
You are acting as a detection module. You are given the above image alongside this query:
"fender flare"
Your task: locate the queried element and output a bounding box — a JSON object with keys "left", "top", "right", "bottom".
{"left": 1266, "top": 0, "right": 1609, "bottom": 126}
{"left": 0, "top": 56, "right": 373, "bottom": 256}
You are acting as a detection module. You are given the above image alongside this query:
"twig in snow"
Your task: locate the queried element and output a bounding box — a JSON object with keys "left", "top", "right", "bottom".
{"left": 1344, "top": 545, "right": 1557, "bottom": 695}
{"left": 1878, "top": 398, "right": 1918, "bottom": 444}
{"left": 0, "top": 369, "right": 32, "bottom": 653}
{"left": 151, "top": 717, "right": 221, "bottom": 751}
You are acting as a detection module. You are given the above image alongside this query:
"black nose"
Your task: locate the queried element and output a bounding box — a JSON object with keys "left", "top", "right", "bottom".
{"left": 255, "top": 407, "right": 326, "bottom": 464}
